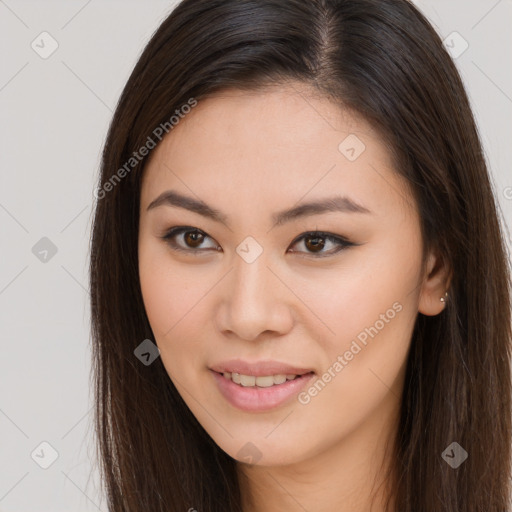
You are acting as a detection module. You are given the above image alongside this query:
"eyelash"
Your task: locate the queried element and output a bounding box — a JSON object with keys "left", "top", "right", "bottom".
{"left": 160, "top": 226, "right": 355, "bottom": 258}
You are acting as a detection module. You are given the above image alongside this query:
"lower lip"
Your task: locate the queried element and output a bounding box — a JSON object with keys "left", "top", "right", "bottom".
{"left": 210, "top": 370, "right": 315, "bottom": 412}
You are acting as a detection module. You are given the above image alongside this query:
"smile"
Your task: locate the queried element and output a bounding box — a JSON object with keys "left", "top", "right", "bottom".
{"left": 223, "top": 372, "right": 302, "bottom": 387}
{"left": 210, "top": 370, "right": 315, "bottom": 412}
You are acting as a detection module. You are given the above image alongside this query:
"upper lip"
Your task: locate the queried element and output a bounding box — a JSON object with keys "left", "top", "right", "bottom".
{"left": 210, "top": 359, "right": 314, "bottom": 377}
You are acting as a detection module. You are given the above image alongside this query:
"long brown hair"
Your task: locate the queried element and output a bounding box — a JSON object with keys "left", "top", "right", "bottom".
{"left": 89, "top": 0, "right": 512, "bottom": 510}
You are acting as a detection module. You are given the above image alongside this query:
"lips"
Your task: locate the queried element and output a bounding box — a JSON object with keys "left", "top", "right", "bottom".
{"left": 209, "top": 358, "right": 315, "bottom": 377}
{"left": 210, "top": 369, "right": 316, "bottom": 412}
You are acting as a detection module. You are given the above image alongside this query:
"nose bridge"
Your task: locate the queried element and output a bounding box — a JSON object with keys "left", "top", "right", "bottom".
{"left": 231, "top": 248, "right": 274, "bottom": 311}
{"left": 217, "top": 246, "right": 292, "bottom": 340}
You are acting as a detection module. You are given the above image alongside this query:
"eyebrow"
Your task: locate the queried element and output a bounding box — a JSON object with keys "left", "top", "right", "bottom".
{"left": 146, "top": 189, "right": 372, "bottom": 228}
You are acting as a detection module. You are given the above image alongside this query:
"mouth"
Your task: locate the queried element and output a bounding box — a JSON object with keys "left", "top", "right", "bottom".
{"left": 216, "top": 370, "right": 314, "bottom": 388}
{"left": 209, "top": 369, "right": 316, "bottom": 412}
{"left": 209, "top": 359, "right": 315, "bottom": 378}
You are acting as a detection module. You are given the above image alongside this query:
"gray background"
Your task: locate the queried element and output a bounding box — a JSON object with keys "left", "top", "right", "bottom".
{"left": 0, "top": 1, "right": 511, "bottom": 510}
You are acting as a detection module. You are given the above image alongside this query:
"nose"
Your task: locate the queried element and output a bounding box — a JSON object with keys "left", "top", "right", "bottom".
{"left": 215, "top": 252, "right": 294, "bottom": 342}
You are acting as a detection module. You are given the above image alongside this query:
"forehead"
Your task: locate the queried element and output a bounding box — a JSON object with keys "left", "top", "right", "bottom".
{"left": 140, "top": 84, "right": 414, "bottom": 221}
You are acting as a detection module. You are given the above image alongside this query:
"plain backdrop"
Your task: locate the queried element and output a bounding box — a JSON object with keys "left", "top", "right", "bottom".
{"left": 0, "top": 1, "right": 511, "bottom": 510}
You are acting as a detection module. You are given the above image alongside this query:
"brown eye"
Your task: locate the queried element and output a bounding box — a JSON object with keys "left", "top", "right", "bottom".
{"left": 303, "top": 234, "right": 327, "bottom": 253}
{"left": 183, "top": 230, "right": 205, "bottom": 248}
{"left": 162, "top": 226, "right": 219, "bottom": 253}
{"left": 288, "top": 231, "right": 353, "bottom": 258}
{"left": 161, "top": 227, "right": 353, "bottom": 258}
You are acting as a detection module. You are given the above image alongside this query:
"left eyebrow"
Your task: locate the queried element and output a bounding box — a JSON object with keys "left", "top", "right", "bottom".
{"left": 272, "top": 195, "right": 373, "bottom": 227}
{"left": 146, "top": 189, "right": 373, "bottom": 229}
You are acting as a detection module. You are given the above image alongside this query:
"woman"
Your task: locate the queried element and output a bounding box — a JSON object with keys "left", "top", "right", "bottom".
{"left": 89, "top": 0, "right": 512, "bottom": 510}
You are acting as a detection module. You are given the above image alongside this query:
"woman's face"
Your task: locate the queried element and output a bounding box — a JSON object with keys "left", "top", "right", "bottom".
{"left": 138, "top": 83, "right": 445, "bottom": 467}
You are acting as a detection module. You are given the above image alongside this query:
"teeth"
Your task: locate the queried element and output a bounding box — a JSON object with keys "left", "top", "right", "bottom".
{"left": 223, "top": 372, "right": 302, "bottom": 387}
{"left": 240, "top": 374, "right": 256, "bottom": 386}
{"left": 273, "top": 374, "right": 287, "bottom": 385}
{"left": 253, "top": 375, "right": 274, "bottom": 387}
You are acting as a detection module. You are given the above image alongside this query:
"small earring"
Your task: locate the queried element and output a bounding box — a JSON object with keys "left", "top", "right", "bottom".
{"left": 440, "top": 291, "right": 448, "bottom": 303}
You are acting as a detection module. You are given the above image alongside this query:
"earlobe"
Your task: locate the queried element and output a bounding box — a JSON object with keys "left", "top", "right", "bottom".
{"left": 417, "top": 250, "right": 451, "bottom": 317}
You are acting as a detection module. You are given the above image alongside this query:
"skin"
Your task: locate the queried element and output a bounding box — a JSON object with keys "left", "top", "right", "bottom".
{"left": 138, "top": 82, "right": 450, "bottom": 512}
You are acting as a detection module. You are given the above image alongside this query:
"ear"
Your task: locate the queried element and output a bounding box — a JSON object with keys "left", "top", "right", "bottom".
{"left": 418, "top": 248, "right": 452, "bottom": 316}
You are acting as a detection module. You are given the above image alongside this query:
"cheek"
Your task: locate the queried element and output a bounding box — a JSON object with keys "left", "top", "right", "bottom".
{"left": 296, "top": 243, "right": 421, "bottom": 356}
{"left": 139, "top": 268, "right": 193, "bottom": 396}
{"left": 139, "top": 241, "right": 202, "bottom": 337}
{"left": 291, "top": 287, "right": 414, "bottom": 459}
{"left": 138, "top": 244, "right": 219, "bottom": 385}
{"left": 299, "top": 311, "right": 412, "bottom": 444}
{"left": 299, "top": 234, "right": 421, "bottom": 406}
